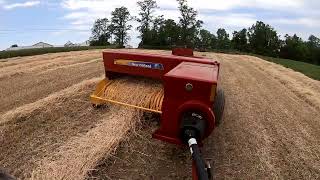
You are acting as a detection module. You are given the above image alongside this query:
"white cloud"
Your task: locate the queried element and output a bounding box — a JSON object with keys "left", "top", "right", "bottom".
{"left": 60, "top": 0, "right": 320, "bottom": 45}
{"left": 201, "top": 13, "right": 256, "bottom": 28}
{"left": 156, "top": 9, "right": 179, "bottom": 21}
{"left": 61, "top": 0, "right": 306, "bottom": 12}
{"left": 270, "top": 18, "right": 320, "bottom": 28}
{"left": 150, "top": 0, "right": 304, "bottom": 11}
{"left": 61, "top": 0, "right": 141, "bottom": 27}
{"left": 3, "top": 1, "right": 40, "bottom": 10}
{"left": 61, "top": 0, "right": 318, "bottom": 28}
{"left": 61, "top": 0, "right": 139, "bottom": 13}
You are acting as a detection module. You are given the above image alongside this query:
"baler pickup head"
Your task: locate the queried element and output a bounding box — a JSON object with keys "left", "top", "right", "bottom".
{"left": 90, "top": 77, "right": 163, "bottom": 113}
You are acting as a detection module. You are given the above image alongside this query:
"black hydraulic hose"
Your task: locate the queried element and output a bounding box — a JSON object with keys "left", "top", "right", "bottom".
{"left": 188, "top": 138, "right": 209, "bottom": 180}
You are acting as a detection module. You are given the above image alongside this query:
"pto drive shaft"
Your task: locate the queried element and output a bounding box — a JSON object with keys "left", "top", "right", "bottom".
{"left": 188, "top": 137, "right": 210, "bottom": 180}
{"left": 181, "top": 111, "right": 212, "bottom": 180}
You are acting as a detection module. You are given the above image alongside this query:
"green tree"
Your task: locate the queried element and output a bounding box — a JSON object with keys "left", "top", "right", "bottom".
{"left": 280, "top": 34, "right": 311, "bottom": 62}
{"left": 111, "top": 6, "right": 132, "bottom": 47}
{"left": 161, "top": 19, "right": 180, "bottom": 46}
{"left": 232, "top": 28, "right": 248, "bottom": 51}
{"left": 306, "top": 35, "right": 320, "bottom": 64}
{"left": 197, "top": 29, "right": 216, "bottom": 50}
{"left": 307, "top": 35, "right": 320, "bottom": 48}
{"left": 136, "top": 0, "right": 158, "bottom": 46}
{"left": 90, "top": 18, "right": 111, "bottom": 46}
{"left": 216, "top": 28, "right": 230, "bottom": 50}
{"left": 177, "top": 0, "right": 203, "bottom": 47}
{"left": 247, "top": 21, "right": 281, "bottom": 56}
{"left": 147, "top": 15, "right": 165, "bottom": 46}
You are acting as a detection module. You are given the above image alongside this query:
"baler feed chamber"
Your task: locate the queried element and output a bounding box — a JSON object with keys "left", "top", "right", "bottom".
{"left": 90, "top": 77, "right": 164, "bottom": 113}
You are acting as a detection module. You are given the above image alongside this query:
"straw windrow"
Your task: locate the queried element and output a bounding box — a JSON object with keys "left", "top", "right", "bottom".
{"left": 31, "top": 77, "right": 162, "bottom": 180}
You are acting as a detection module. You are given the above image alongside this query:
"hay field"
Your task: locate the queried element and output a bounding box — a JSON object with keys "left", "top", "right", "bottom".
{"left": 0, "top": 49, "right": 319, "bottom": 179}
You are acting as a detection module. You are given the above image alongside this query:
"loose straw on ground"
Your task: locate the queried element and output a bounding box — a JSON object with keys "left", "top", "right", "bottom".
{"left": 31, "top": 77, "right": 162, "bottom": 180}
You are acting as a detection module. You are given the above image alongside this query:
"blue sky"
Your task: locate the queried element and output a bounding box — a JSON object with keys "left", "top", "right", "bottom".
{"left": 0, "top": 0, "right": 319, "bottom": 50}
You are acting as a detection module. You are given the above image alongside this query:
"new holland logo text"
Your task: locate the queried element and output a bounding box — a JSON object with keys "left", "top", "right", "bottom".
{"left": 115, "top": 59, "right": 164, "bottom": 70}
{"left": 129, "top": 62, "right": 153, "bottom": 68}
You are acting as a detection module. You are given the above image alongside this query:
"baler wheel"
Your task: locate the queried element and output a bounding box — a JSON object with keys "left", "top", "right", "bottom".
{"left": 213, "top": 88, "right": 225, "bottom": 125}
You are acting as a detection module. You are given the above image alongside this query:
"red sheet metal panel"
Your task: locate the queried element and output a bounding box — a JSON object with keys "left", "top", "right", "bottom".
{"left": 102, "top": 51, "right": 218, "bottom": 80}
{"left": 153, "top": 62, "right": 217, "bottom": 145}
{"left": 165, "top": 62, "right": 219, "bottom": 83}
{"left": 172, "top": 48, "right": 194, "bottom": 57}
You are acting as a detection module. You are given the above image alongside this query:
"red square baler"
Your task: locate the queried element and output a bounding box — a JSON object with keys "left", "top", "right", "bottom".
{"left": 90, "top": 48, "right": 225, "bottom": 180}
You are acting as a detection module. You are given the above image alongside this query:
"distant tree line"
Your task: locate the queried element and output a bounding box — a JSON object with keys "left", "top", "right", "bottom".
{"left": 90, "top": 7, "right": 132, "bottom": 47}
{"left": 90, "top": 0, "right": 320, "bottom": 65}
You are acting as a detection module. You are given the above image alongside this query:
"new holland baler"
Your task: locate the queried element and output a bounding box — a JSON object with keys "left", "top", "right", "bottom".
{"left": 90, "top": 48, "right": 225, "bottom": 180}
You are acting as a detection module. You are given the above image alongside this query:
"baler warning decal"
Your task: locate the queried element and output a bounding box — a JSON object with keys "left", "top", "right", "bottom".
{"left": 114, "top": 59, "right": 164, "bottom": 70}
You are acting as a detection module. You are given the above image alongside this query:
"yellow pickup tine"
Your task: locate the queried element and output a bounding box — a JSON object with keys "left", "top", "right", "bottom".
{"left": 90, "top": 95, "right": 162, "bottom": 114}
{"left": 90, "top": 78, "right": 163, "bottom": 113}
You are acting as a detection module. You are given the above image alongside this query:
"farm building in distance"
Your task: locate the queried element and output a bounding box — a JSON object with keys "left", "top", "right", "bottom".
{"left": 5, "top": 40, "right": 90, "bottom": 51}
{"left": 64, "top": 40, "right": 90, "bottom": 47}
{"left": 6, "top": 42, "right": 53, "bottom": 51}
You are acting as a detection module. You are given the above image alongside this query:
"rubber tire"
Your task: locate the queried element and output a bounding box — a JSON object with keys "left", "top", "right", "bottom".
{"left": 213, "top": 88, "right": 225, "bottom": 126}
